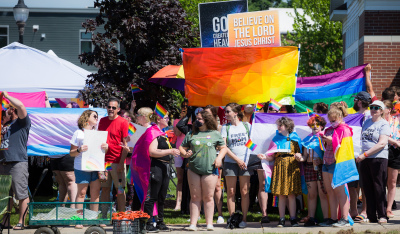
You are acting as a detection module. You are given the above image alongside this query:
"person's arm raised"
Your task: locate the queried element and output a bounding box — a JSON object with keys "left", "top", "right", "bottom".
{"left": 2, "top": 91, "right": 27, "bottom": 119}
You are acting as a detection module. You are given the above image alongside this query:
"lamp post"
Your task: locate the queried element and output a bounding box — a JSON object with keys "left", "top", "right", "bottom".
{"left": 13, "top": 0, "right": 29, "bottom": 44}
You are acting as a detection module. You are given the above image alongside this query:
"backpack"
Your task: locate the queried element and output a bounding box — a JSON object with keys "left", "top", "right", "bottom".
{"left": 226, "top": 212, "right": 243, "bottom": 229}
{"left": 226, "top": 122, "right": 250, "bottom": 143}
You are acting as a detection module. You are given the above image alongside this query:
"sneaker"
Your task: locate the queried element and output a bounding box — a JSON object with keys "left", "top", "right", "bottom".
{"left": 238, "top": 221, "right": 247, "bottom": 228}
{"left": 332, "top": 218, "right": 350, "bottom": 227}
{"left": 206, "top": 224, "right": 214, "bottom": 231}
{"left": 186, "top": 225, "right": 197, "bottom": 231}
{"left": 261, "top": 216, "right": 270, "bottom": 223}
{"left": 319, "top": 218, "right": 336, "bottom": 227}
{"left": 277, "top": 218, "right": 285, "bottom": 227}
{"left": 156, "top": 222, "right": 170, "bottom": 232}
{"left": 216, "top": 216, "right": 224, "bottom": 224}
{"left": 378, "top": 218, "right": 388, "bottom": 224}
{"left": 304, "top": 217, "right": 316, "bottom": 227}
{"left": 290, "top": 218, "right": 299, "bottom": 227}
{"left": 146, "top": 224, "right": 159, "bottom": 233}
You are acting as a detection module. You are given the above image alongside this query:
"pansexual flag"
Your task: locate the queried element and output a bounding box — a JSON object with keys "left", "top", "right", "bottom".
{"left": 128, "top": 122, "right": 136, "bottom": 136}
{"left": 245, "top": 139, "right": 257, "bottom": 151}
{"left": 269, "top": 98, "right": 282, "bottom": 111}
{"left": 131, "top": 84, "right": 142, "bottom": 94}
{"left": 155, "top": 102, "right": 168, "bottom": 118}
{"left": 330, "top": 123, "right": 359, "bottom": 189}
{"left": 295, "top": 64, "right": 367, "bottom": 113}
{"left": 182, "top": 46, "right": 299, "bottom": 106}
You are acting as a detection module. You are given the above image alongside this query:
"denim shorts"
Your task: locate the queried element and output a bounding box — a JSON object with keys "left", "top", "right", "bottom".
{"left": 322, "top": 163, "right": 336, "bottom": 174}
{"left": 75, "top": 169, "right": 99, "bottom": 184}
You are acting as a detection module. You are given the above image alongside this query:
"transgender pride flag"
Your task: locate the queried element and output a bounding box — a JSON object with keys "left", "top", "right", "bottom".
{"left": 27, "top": 108, "right": 107, "bottom": 156}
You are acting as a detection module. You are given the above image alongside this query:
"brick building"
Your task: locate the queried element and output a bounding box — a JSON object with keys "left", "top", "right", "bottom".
{"left": 330, "top": 0, "right": 400, "bottom": 98}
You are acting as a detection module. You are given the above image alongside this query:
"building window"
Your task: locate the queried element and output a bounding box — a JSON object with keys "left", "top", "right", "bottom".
{"left": 345, "top": 19, "right": 359, "bottom": 49}
{"left": 345, "top": 49, "right": 358, "bottom": 69}
{"left": 0, "top": 26, "right": 9, "bottom": 48}
{"left": 79, "top": 30, "right": 93, "bottom": 54}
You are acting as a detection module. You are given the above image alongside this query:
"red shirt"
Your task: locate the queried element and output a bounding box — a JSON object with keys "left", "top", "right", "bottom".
{"left": 98, "top": 116, "right": 129, "bottom": 163}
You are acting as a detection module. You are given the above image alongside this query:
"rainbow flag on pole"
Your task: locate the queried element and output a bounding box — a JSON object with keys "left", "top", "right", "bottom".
{"left": 128, "top": 122, "right": 136, "bottom": 136}
{"left": 254, "top": 102, "right": 264, "bottom": 112}
{"left": 307, "top": 108, "right": 315, "bottom": 118}
{"left": 295, "top": 64, "right": 367, "bottom": 113}
{"left": 269, "top": 98, "right": 282, "bottom": 111}
{"left": 131, "top": 84, "right": 142, "bottom": 94}
{"left": 155, "top": 102, "right": 168, "bottom": 118}
{"left": 245, "top": 139, "right": 257, "bottom": 151}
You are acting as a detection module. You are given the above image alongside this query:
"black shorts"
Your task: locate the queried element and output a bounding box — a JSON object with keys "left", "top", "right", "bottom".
{"left": 50, "top": 154, "right": 75, "bottom": 171}
{"left": 388, "top": 146, "right": 400, "bottom": 169}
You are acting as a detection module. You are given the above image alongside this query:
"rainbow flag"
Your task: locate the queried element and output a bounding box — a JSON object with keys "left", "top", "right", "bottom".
{"left": 128, "top": 122, "right": 136, "bottom": 136}
{"left": 307, "top": 108, "right": 315, "bottom": 118}
{"left": 272, "top": 196, "right": 279, "bottom": 207}
{"left": 131, "top": 84, "right": 142, "bottom": 94}
{"left": 245, "top": 139, "right": 257, "bottom": 151}
{"left": 295, "top": 64, "right": 367, "bottom": 113}
{"left": 331, "top": 123, "right": 359, "bottom": 189}
{"left": 318, "top": 135, "right": 326, "bottom": 151}
{"left": 155, "top": 102, "right": 168, "bottom": 118}
{"left": 182, "top": 46, "right": 299, "bottom": 106}
{"left": 105, "top": 162, "right": 112, "bottom": 171}
{"left": 269, "top": 98, "right": 282, "bottom": 111}
{"left": 2, "top": 97, "right": 9, "bottom": 110}
{"left": 254, "top": 102, "right": 264, "bottom": 112}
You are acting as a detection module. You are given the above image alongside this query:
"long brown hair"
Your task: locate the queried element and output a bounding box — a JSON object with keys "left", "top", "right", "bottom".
{"left": 192, "top": 110, "right": 217, "bottom": 135}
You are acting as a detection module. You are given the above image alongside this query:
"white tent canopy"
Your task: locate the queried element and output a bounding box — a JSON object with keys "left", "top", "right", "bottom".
{"left": 0, "top": 42, "right": 91, "bottom": 98}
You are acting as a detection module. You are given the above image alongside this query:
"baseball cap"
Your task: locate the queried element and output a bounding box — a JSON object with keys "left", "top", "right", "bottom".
{"left": 369, "top": 100, "right": 385, "bottom": 110}
{"left": 352, "top": 91, "right": 371, "bottom": 102}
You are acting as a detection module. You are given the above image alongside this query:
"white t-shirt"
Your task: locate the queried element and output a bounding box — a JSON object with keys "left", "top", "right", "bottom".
{"left": 221, "top": 122, "right": 250, "bottom": 163}
{"left": 70, "top": 129, "right": 85, "bottom": 170}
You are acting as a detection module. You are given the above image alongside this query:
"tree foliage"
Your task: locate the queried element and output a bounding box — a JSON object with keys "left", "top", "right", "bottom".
{"left": 248, "top": 0, "right": 294, "bottom": 11}
{"left": 284, "top": 0, "right": 343, "bottom": 77}
{"left": 79, "top": 0, "right": 197, "bottom": 115}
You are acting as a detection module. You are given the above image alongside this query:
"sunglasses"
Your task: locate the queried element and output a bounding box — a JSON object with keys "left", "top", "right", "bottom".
{"left": 107, "top": 106, "right": 117, "bottom": 110}
{"left": 93, "top": 115, "right": 98, "bottom": 119}
{"left": 370, "top": 106, "right": 381, "bottom": 110}
{"left": 309, "top": 123, "right": 320, "bottom": 128}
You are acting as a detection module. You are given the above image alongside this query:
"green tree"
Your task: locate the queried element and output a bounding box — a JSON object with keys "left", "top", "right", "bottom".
{"left": 248, "top": 0, "right": 294, "bottom": 11}
{"left": 284, "top": 0, "right": 343, "bottom": 77}
{"left": 79, "top": 0, "right": 197, "bottom": 115}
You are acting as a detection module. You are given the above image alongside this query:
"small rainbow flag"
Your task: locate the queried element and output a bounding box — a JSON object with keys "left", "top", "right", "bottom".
{"left": 245, "top": 139, "right": 257, "bottom": 151}
{"left": 307, "top": 108, "right": 315, "bottom": 118}
{"left": 2, "top": 97, "right": 10, "bottom": 111}
{"left": 128, "top": 122, "right": 136, "bottom": 136}
{"left": 254, "top": 102, "right": 264, "bottom": 112}
{"left": 155, "top": 102, "right": 168, "bottom": 118}
{"left": 131, "top": 84, "right": 142, "bottom": 94}
{"left": 105, "top": 162, "right": 112, "bottom": 171}
{"left": 318, "top": 135, "right": 326, "bottom": 151}
{"left": 269, "top": 98, "right": 282, "bottom": 111}
{"left": 272, "top": 195, "right": 279, "bottom": 207}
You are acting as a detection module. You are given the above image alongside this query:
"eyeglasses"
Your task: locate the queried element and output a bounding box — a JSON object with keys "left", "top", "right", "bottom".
{"left": 93, "top": 115, "right": 98, "bottom": 119}
{"left": 107, "top": 106, "right": 117, "bottom": 110}
{"left": 354, "top": 98, "right": 359, "bottom": 102}
{"left": 309, "top": 123, "right": 320, "bottom": 128}
{"left": 370, "top": 106, "right": 381, "bottom": 110}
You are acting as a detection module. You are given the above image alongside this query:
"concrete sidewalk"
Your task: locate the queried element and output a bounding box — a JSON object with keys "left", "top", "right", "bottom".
{"left": 9, "top": 188, "right": 400, "bottom": 234}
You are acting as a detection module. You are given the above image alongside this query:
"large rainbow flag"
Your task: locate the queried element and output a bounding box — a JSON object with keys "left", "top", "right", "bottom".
{"left": 26, "top": 108, "right": 107, "bottom": 156}
{"left": 295, "top": 64, "right": 367, "bottom": 113}
{"left": 182, "top": 46, "right": 299, "bottom": 107}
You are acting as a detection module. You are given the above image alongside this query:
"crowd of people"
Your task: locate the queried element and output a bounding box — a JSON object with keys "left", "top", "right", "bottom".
{"left": 1, "top": 64, "right": 400, "bottom": 231}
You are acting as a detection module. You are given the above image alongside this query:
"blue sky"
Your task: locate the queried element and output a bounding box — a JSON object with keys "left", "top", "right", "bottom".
{"left": 0, "top": 0, "right": 96, "bottom": 8}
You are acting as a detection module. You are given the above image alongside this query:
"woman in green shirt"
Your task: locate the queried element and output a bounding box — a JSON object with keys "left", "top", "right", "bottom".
{"left": 179, "top": 110, "right": 227, "bottom": 231}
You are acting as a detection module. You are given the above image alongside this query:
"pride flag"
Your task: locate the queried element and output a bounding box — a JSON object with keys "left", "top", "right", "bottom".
{"left": 295, "top": 64, "right": 367, "bottom": 113}
{"left": 254, "top": 102, "right": 264, "bottom": 112}
{"left": 182, "top": 46, "right": 299, "bottom": 106}
{"left": 131, "top": 84, "right": 142, "bottom": 94}
{"left": 245, "top": 139, "right": 257, "bottom": 151}
{"left": 105, "top": 162, "right": 112, "bottom": 171}
{"left": 269, "top": 98, "right": 282, "bottom": 111}
{"left": 128, "top": 122, "right": 136, "bottom": 136}
{"left": 307, "top": 108, "right": 315, "bottom": 118}
{"left": 330, "top": 123, "right": 359, "bottom": 189}
{"left": 2, "top": 96, "right": 9, "bottom": 110}
{"left": 155, "top": 102, "right": 168, "bottom": 118}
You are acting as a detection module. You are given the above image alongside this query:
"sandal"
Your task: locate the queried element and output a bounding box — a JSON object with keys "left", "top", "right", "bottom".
{"left": 387, "top": 211, "right": 395, "bottom": 218}
{"left": 354, "top": 214, "right": 366, "bottom": 222}
{"left": 13, "top": 223, "right": 24, "bottom": 230}
{"left": 299, "top": 216, "right": 309, "bottom": 223}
